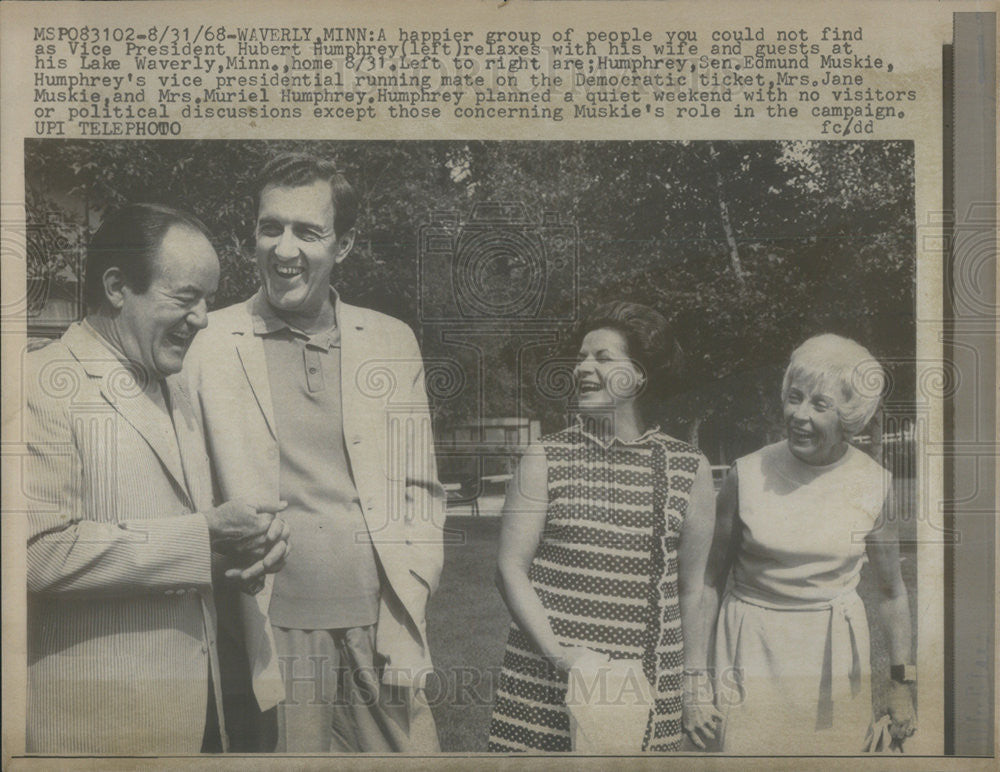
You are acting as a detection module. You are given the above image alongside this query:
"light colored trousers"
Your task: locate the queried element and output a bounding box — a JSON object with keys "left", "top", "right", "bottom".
{"left": 272, "top": 625, "right": 439, "bottom": 753}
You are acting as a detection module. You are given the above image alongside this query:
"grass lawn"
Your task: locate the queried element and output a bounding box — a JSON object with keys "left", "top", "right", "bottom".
{"left": 427, "top": 478, "right": 919, "bottom": 752}
{"left": 426, "top": 516, "right": 507, "bottom": 752}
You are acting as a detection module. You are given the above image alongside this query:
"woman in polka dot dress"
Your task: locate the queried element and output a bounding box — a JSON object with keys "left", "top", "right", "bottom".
{"left": 488, "top": 302, "right": 720, "bottom": 753}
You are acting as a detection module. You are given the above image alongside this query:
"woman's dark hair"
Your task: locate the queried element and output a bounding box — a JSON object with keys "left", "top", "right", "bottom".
{"left": 574, "top": 300, "right": 683, "bottom": 424}
{"left": 255, "top": 152, "right": 359, "bottom": 238}
{"left": 83, "top": 203, "right": 212, "bottom": 313}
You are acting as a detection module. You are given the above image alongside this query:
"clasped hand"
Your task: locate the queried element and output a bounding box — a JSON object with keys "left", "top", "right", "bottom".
{"left": 205, "top": 499, "right": 291, "bottom": 592}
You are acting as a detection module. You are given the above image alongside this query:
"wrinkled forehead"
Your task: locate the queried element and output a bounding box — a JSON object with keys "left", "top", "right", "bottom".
{"left": 151, "top": 224, "right": 219, "bottom": 286}
{"left": 257, "top": 180, "right": 336, "bottom": 229}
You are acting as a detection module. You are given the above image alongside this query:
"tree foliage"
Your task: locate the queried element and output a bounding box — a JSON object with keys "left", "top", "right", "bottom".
{"left": 25, "top": 139, "right": 915, "bottom": 462}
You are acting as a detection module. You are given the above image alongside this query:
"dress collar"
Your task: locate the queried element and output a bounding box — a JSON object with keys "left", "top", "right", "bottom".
{"left": 575, "top": 415, "right": 662, "bottom": 449}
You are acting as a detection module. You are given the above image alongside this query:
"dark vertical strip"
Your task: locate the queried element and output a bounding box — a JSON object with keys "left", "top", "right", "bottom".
{"left": 641, "top": 441, "right": 667, "bottom": 752}
{"left": 941, "top": 35, "right": 955, "bottom": 756}
{"left": 950, "top": 12, "right": 997, "bottom": 757}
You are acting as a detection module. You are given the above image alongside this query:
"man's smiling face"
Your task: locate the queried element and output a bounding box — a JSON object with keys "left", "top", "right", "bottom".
{"left": 255, "top": 179, "right": 352, "bottom": 325}
{"left": 116, "top": 224, "right": 219, "bottom": 378}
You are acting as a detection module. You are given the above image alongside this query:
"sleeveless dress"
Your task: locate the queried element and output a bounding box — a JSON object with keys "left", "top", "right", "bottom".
{"left": 487, "top": 423, "right": 704, "bottom": 752}
{"left": 714, "top": 441, "right": 892, "bottom": 754}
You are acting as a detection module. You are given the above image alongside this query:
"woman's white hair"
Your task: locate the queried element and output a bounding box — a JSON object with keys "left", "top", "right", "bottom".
{"left": 781, "top": 334, "right": 885, "bottom": 437}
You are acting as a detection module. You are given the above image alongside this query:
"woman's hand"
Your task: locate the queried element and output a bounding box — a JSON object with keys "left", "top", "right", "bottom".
{"left": 555, "top": 646, "right": 607, "bottom": 673}
{"left": 682, "top": 672, "right": 723, "bottom": 749}
{"left": 886, "top": 681, "right": 917, "bottom": 741}
{"left": 678, "top": 461, "right": 733, "bottom": 751}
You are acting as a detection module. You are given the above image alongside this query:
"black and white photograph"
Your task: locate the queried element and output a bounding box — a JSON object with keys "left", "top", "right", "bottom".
{"left": 2, "top": 1, "right": 996, "bottom": 766}
{"left": 18, "top": 138, "right": 925, "bottom": 755}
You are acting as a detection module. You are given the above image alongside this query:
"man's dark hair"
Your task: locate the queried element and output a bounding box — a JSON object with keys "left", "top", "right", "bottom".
{"left": 575, "top": 300, "right": 684, "bottom": 425}
{"left": 255, "top": 152, "right": 359, "bottom": 237}
{"left": 83, "top": 203, "right": 212, "bottom": 313}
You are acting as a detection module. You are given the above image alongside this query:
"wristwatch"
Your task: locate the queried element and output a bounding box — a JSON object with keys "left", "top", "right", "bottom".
{"left": 890, "top": 664, "right": 916, "bottom": 684}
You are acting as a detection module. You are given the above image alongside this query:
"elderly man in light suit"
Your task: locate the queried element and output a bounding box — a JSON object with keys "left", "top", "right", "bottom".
{"left": 182, "top": 153, "right": 445, "bottom": 753}
{"left": 24, "top": 204, "right": 289, "bottom": 754}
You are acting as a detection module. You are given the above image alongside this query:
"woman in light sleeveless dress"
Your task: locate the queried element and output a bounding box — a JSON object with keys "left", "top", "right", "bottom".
{"left": 706, "top": 334, "right": 917, "bottom": 753}
{"left": 487, "top": 302, "right": 721, "bottom": 752}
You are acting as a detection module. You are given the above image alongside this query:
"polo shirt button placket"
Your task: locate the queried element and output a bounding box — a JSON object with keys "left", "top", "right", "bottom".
{"left": 304, "top": 348, "right": 324, "bottom": 392}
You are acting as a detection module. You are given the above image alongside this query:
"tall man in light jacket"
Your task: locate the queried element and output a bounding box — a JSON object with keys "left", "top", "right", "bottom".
{"left": 182, "top": 153, "right": 445, "bottom": 752}
{"left": 24, "top": 204, "right": 289, "bottom": 753}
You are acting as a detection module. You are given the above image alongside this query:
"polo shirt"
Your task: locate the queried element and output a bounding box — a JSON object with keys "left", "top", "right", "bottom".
{"left": 253, "top": 301, "right": 380, "bottom": 630}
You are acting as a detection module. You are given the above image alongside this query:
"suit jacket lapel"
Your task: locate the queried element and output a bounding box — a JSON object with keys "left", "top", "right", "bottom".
{"left": 64, "top": 323, "right": 191, "bottom": 503}
{"left": 168, "top": 379, "right": 214, "bottom": 511}
{"left": 234, "top": 332, "right": 277, "bottom": 441}
{"left": 337, "top": 301, "right": 364, "bottom": 436}
{"left": 103, "top": 379, "right": 189, "bottom": 501}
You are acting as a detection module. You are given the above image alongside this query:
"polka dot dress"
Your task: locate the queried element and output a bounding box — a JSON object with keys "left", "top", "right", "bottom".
{"left": 488, "top": 423, "right": 702, "bottom": 752}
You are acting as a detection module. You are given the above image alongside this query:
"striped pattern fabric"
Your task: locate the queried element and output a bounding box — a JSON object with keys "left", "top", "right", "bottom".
{"left": 23, "top": 323, "right": 219, "bottom": 754}
{"left": 488, "top": 424, "right": 702, "bottom": 753}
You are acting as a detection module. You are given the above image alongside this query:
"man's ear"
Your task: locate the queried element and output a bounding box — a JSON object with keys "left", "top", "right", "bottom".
{"left": 333, "top": 228, "right": 356, "bottom": 264}
{"left": 102, "top": 267, "right": 128, "bottom": 310}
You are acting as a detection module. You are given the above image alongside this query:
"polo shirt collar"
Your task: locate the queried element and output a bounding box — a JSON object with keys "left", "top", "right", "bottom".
{"left": 250, "top": 289, "right": 341, "bottom": 351}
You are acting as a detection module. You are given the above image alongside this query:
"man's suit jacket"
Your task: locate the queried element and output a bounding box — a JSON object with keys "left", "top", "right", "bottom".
{"left": 179, "top": 293, "right": 446, "bottom": 709}
{"left": 23, "top": 322, "right": 224, "bottom": 754}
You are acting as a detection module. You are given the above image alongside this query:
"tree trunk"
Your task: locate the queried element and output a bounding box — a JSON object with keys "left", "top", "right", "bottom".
{"left": 689, "top": 414, "right": 703, "bottom": 449}
{"left": 708, "top": 142, "right": 746, "bottom": 288}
